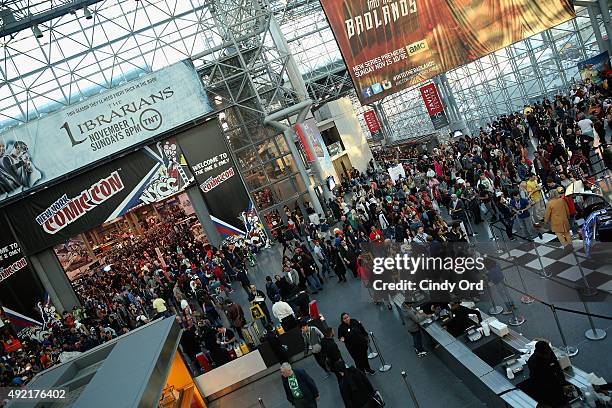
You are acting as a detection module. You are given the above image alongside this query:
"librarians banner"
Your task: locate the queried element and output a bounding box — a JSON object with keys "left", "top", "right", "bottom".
{"left": 0, "top": 60, "right": 211, "bottom": 206}
{"left": 5, "top": 139, "right": 193, "bottom": 254}
{"left": 177, "top": 120, "right": 252, "bottom": 237}
{"left": 419, "top": 83, "right": 449, "bottom": 130}
{"left": 319, "top": 0, "right": 575, "bottom": 104}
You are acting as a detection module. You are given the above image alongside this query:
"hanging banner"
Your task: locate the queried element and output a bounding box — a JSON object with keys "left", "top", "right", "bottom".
{"left": 419, "top": 83, "right": 449, "bottom": 130}
{"left": 301, "top": 119, "right": 336, "bottom": 181}
{"left": 177, "top": 120, "right": 252, "bottom": 237}
{"left": 578, "top": 51, "right": 612, "bottom": 86}
{"left": 319, "top": 0, "right": 575, "bottom": 104}
{"left": 294, "top": 123, "right": 315, "bottom": 163}
{"left": 0, "top": 216, "right": 46, "bottom": 320}
{"left": 5, "top": 138, "right": 194, "bottom": 254}
{"left": 0, "top": 60, "right": 211, "bottom": 207}
{"left": 363, "top": 110, "right": 384, "bottom": 141}
{"left": 300, "top": 119, "right": 326, "bottom": 159}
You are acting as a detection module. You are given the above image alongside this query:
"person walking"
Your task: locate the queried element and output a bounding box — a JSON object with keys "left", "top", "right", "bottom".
{"left": 526, "top": 174, "right": 545, "bottom": 224}
{"left": 329, "top": 242, "right": 348, "bottom": 282}
{"left": 544, "top": 187, "right": 572, "bottom": 246}
{"left": 224, "top": 299, "right": 246, "bottom": 341}
{"left": 281, "top": 362, "right": 320, "bottom": 408}
{"left": 301, "top": 321, "right": 330, "bottom": 376}
{"left": 401, "top": 302, "right": 428, "bottom": 357}
{"left": 510, "top": 191, "right": 541, "bottom": 240}
{"left": 321, "top": 327, "right": 344, "bottom": 380}
{"left": 334, "top": 361, "right": 377, "bottom": 408}
{"left": 337, "top": 313, "right": 375, "bottom": 375}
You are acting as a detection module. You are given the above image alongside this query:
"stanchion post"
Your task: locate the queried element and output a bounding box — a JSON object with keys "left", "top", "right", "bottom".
{"left": 581, "top": 299, "right": 607, "bottom": 341}
{"left": 487, "top": 282, "right": 503, "bottom": 315}
{"left": 368, "top": 341, "right": 378, "bottom": 359}
{"left": 491, "top": 225, "right": 504, "bottom": 254}
{"left": 513, "top": 261, "right": 534, "bottom": 304}
{"left": 570, "top": 245, "right": 598, "bottom": 297}
{"left": 369, "top": 331, "right": 391, "bottom": 372}
{"left": 401, "top": 371, "right": 421, "bottom": 408}
{"left": 532, "top": 242, "right": 551, "bottom": 279}
{"left": 549, "top": 305, "right": 578, "bottom": 357}
{"left": 501, "top": 282, "right": 525, "bottom": 326}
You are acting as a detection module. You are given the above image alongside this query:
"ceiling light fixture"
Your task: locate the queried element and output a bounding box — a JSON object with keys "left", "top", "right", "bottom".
{"left": 83, "top": 6, "right": 93, "bottom": 20}
{"left": 31, "top": 24, "right": 43, "bottom": 39}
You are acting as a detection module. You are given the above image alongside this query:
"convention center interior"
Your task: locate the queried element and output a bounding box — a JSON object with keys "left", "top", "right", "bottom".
{"left": 1, "top": 0, "right": 612, "bottom": 407}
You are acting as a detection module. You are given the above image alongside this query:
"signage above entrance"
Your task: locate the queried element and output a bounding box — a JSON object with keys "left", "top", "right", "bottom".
{"left": 0, "top": 60, "right": 211, "bottom": 208}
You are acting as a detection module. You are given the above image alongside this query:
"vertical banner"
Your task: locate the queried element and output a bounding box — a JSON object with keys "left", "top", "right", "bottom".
{"left": 294, "top": 123, "right": 315, "bottom": 163}
{"left": 363, "top": 110, "right": 384, "bottom": 141}
{"left": 578, "top": 51, "right": 611, "bottom": 86}
{"left": 300, "top": 119, "right": 326, "bottom": 159}
{"left": 0, "top": 215, "right": 46, "bottom": 321}
{"left": 420, "top": 83, "right": 449, "bottom": 130}
{"left": 302, "top": 119, "right": 336, "bottom": 180}
{"left": 177, "top": 120, "right": 251, "bottom": 237}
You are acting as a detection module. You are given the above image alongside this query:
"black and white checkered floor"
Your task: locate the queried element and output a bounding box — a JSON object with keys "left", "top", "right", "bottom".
{"left": 493, "top": 233, "right": 612, "bottom": 294}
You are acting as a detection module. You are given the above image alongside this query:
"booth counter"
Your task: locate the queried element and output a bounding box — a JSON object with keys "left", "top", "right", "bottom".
{"left": 195, "top": 318, "right": 327, "bottom": 402}
{"left": 421, "top": 310, "right": 596, "bottom": 408}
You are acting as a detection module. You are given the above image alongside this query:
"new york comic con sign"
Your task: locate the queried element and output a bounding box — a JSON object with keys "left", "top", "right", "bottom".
{"left": 0, "top": 60, "right": 211, "bottom": 206}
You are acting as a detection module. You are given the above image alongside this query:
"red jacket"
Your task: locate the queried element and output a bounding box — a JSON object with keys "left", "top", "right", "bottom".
{"left": 369, "top": 229, "right": 383, "bottom": 242}
{"left": 562, "top": 196, "right": 576, "bottom": 216}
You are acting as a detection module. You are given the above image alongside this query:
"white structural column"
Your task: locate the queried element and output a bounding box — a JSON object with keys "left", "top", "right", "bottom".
{"left": 436, "top": 74, "right": 470, "bottom": 136}
{"left": 268, "top": 16, "right": 334, "bottom": 204}
{"left": 264, "top": 100, "right": 325, "bottom": 215}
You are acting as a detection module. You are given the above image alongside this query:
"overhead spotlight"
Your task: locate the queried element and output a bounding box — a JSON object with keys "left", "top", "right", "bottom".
{"left": 83, "top": 6, "right": 93, "bottom": 19}
{"left": 31, "top": 24, "right": 43, "bottom": 39}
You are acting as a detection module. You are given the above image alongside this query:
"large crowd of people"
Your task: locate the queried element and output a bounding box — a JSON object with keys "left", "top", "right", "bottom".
{"left": 0, "top": 76, "right": 610, "bottom": 405}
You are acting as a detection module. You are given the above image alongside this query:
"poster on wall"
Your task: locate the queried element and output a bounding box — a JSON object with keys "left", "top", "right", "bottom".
{"left": 319, "top": 0, "right": 575, "bottom": 104}
{"left": 177, "top": 120, "right": 252, "bottom": 237}
{"left": 54, "top": 236, "right": 95, "bottom": 275}
{"left": 578, "top": 51, "right": 612, "bottom": 86}
{"left": 0, "top": 216, "right": 46, "bottom": 320}
{"left": 0, "top": 60, "right": 211, "bottom": 206}
{"left": 5, "top": 138, "right": 194, "bottom": 255}
{"left": 363, "top": 110, "right": 384, "bottom": 141}
{"left": 419, "top": 83, "right": 449, "bottom": 130}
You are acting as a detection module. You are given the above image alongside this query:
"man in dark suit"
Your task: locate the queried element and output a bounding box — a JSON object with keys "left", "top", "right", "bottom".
{"left": 281, "top": 363, "right": 319, "bottom": 407}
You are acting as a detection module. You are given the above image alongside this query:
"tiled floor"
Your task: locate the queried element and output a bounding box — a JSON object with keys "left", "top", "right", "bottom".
{"left": 491, "top": 232, "right": 612, "bottom": 293}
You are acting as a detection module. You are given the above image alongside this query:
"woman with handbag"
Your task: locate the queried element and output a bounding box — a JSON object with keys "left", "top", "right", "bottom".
{"left": 301, "top": 321, "right": 329, "bottom": 375}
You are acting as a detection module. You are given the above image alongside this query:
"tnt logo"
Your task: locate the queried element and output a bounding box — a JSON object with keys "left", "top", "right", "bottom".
{"left": 406, "top": 40, "right": 429, "bottom": 56}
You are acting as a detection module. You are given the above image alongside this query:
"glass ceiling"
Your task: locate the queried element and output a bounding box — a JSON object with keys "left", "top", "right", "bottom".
{"left": 0, "top": 0, "right": 609, "bottom": 143}
{"left": 0, "top": 0, "right": 225, "bottom": 130}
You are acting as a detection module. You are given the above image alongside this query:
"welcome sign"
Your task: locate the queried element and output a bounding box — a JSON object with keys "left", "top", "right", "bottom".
{"left": 0, "top": 60, "right": 211, "bottom": 207}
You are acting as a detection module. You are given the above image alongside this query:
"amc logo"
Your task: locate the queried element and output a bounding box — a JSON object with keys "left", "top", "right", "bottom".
{"left": 406, "top": 40, "right": 428, "bottom": 56}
